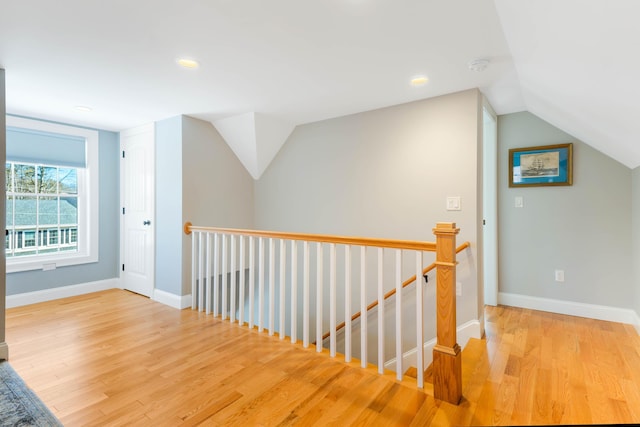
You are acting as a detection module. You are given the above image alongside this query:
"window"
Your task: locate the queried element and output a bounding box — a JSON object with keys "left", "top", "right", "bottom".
{"left": 5, "top": 116, "right": 99, "bottom": 273}
{"left": 6, "top": 161, "right": 79, "bottom": 257}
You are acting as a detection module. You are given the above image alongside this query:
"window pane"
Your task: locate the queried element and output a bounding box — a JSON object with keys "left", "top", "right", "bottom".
{"left": 6, "top": 160, "right": 82, "bottom": 261}
{"left": 60, "top": 197, "right": 78, "bottom": 225}
{"left": 24, "top": 231, "right": 36, "bottom": 248}
{"left": 49, "top": 229, "right": 58, "bottom": 245}
{"left": 38, "top": 196, "right": 59, "bottom": 225}
{"left": 14, "top": 196, "right": 36, "bottom": 227}
{"left": 6, "top": 163, "right": 12, "bottom": 192}
{"left": 6, "top": 196, "right": 13, "bottom": 228}
{"left": 59, "top": 168, "right": 77, "bottom": 194}
{"left": 14, "top": 164, "right": 36, "bottom": 193}
{"left": 37, "top": 166, "right": 58, "bottom": 194}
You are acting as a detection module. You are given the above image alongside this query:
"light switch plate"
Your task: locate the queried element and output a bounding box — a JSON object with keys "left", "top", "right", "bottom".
{"left": 515, "top": 196, "right": 524, "bottom": 208}
{"left": 446, "top": 196, "right": 461, "bottom": 211}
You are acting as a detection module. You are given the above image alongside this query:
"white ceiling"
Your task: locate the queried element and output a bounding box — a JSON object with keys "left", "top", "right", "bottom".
{"left": 1, "top": 1, "right": 639, "bottom": 170}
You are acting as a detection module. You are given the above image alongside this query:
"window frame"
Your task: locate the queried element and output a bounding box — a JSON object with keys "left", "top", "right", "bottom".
{"left": 6, "top": 116, "right": 99, "bottom": 273}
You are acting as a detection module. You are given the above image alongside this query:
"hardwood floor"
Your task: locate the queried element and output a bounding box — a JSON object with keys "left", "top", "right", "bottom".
{"left": 5, "top": 289, "right": 640, "bottom": 426}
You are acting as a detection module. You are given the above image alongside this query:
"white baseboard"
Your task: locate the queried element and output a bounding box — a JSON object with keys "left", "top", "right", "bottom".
{"left": 152, "top": 289, "right": 192, "bottom": 310}
{"left": 0, "top": 342, "right": 8, "bottom": 361}
{"left": 384, "top": 319, "right": 482, "bottom": 372}
{"left": 6, "top": 278, "right": 119, "bottom": 308}
{"left": 499, "top": 292, "right": 640, "bottom": 333}
{"left": 6, "top": 279, "right": 192, "bottom": 311}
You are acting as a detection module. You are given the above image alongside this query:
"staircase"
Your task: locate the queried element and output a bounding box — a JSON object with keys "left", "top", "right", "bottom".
{"left": 185, "top": 221, "right": 467, "bottom": 404}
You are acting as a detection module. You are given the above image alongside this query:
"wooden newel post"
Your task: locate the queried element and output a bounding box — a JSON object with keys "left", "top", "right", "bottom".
{"left": 432, "top": 222, "right": 462, "bottom": 405}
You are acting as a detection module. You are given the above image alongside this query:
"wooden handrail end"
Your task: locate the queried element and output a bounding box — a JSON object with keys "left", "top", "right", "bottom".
{"left": 184, "top": 221, "right": 193, "bottom": 235}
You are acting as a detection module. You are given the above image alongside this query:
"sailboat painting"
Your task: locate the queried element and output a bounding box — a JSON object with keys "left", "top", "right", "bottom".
{"left": 520, "top": 152, "right": 559, "bottom": 177}
{"left": 509, "top": 143, "right": 573, "bottom": 187}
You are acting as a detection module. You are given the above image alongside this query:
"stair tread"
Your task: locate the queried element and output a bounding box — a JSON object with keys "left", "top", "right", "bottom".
{"left": 405, "top": 367, "right": 418, "bottom": 378}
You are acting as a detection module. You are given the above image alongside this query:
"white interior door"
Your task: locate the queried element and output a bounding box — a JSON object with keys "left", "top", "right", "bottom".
{"left": 120, "top": 123, "right": 155, "bottom": 297}
{"left": 483, "top": 107, "right": 498, "bottom": 306}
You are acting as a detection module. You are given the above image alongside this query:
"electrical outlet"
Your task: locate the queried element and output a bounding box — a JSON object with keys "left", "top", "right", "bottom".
{"left": 456, "top": 282, "right": 462, "bottom": 296}
{"left": 555, "top": 270, "right": 564, "bottom": 282}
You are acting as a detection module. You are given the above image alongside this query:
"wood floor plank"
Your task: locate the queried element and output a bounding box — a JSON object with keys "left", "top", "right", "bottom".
{"left": 5, "top": 290, "right": 640, "bottom": 426}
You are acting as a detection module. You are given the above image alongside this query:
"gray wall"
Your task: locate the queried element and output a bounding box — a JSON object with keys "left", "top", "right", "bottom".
{"left": 255, "top": 89, "right": 481, "bottom": 325}
{"left": 6, "top": 128, "right": 120, "bottom": 295}
{"left": 155, "top": 116, "right": 183, "bottom": 295}
{"left": 498, "top": 112, "right": 633, "bottom": 308}
{"left": 181, "top": 116, "right": 254, "bottom": 295}
{"left": 1, "top": 69, "right": 7, "bottom": 358}
{"left": 155, "top": 115, "right": 254, "bottom": 296}
{"left": 633, "top": 167, "right": 640, "bottom": 314}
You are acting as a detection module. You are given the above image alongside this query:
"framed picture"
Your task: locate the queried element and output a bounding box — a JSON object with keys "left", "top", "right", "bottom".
{"left": 509, "top": 143, "right": 573, "bottom": 187}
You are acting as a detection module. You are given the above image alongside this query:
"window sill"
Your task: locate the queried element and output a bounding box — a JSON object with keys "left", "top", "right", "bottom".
{"left": 6, "top": 252, "right": 98, "bottom": 273}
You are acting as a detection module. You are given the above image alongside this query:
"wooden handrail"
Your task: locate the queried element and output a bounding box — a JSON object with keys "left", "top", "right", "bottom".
{"left": 184, "top": 222, "right": 437, "bottom": 252}
{"left": 321, "top": 241, "right": 470, "bottom": 341}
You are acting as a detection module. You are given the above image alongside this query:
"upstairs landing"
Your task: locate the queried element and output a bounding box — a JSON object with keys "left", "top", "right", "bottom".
{"left": 5, "top": 290, "right": 640, "bottom": 425}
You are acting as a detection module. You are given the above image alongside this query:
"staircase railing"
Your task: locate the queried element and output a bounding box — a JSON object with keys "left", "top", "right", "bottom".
{"left": 184, "top": 222, "right": 463, "bottom": 404}
{"left": 321, "top": 241, "right": 470, "bottom": 342}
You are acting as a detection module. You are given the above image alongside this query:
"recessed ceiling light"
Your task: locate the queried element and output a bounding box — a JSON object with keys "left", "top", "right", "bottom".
{"left": 74, "top": 106, "right": 92, "bottom": 112}
{"left": 468, "top": 58, "right": 489, "bottom": 72}
{"left": 177, "top": 58, "right": 199, "bottom": 69}
{"left": 410, "top": 76, "right": 429, "bottom": 86}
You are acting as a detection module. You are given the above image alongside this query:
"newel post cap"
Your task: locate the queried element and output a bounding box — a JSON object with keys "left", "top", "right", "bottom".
{"left": 433, "top": 222, "right": 460, "bottom": 235}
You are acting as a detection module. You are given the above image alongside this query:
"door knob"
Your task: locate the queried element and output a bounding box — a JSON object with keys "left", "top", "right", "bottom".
{"left": 143, "top": 220, "right": 151, "bottom": 226}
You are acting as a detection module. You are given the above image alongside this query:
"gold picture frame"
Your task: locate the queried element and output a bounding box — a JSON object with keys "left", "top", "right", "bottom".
{"left": 509, "top": 143, "right": 573, "bottom": 187}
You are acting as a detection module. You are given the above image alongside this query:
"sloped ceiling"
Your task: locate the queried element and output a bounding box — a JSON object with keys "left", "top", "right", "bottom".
{"left": 0, "top": 1, "right": 638, "bottom": 173}
{"left": 494, "top": 0, "right": 640, "bottom": 168}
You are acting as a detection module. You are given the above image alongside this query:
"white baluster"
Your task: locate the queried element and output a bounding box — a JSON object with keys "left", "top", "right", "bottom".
{"left": 206, "top": 232, "right": 212, "bottom": 314}
{"left": 213, "top": 233, "right": 219, "bottom": 317}
{"left": 361, "top": 246, "right": 367, "bottom": 368}
{"left": 416, "top": 251, "right": 424, "bottom": 389}
{"left": 395, "top": 249, "right": 403, "bottom": 381}
{"left": 291, "top": 240, "right": 298, "bottom": 344}
{"left": 345, "top": 245, "right": 352, "bottom": 363}
{"left": 239, "top": 235, "right": 245, "bottom": 326}
{"left": 329, "top": 243, "right": 336, "bottom": 357}
{"left": 269, "top": 238, "right": 275, "bottom": 336}
{"left": 279, "top": 239, "right": 286, "bottom": 340}
{"left": 191, "top": 231, "right": 196, "bottom": 310}
{"left": 316, "top": 242, "right": 323, "bottom": 353}
{"left": 258, "top": 237, "right": 265, "bottom": 332}
{"left": 249, "top": 236, "right": 255, "bottom": 329}
{"left": 230, "top": 234, "right": 236, "bottom": 323}
{"left": 303, "top": 241, "right": 310, "bottom": 348}
{"left": 222, "top": 234, "right": 228, "bottom": 320}
{"left": 378, "top": 247, "right": 384, "bottom": 374}
{"left": 198, "top": 232, "right": 204, "bottom": 311}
